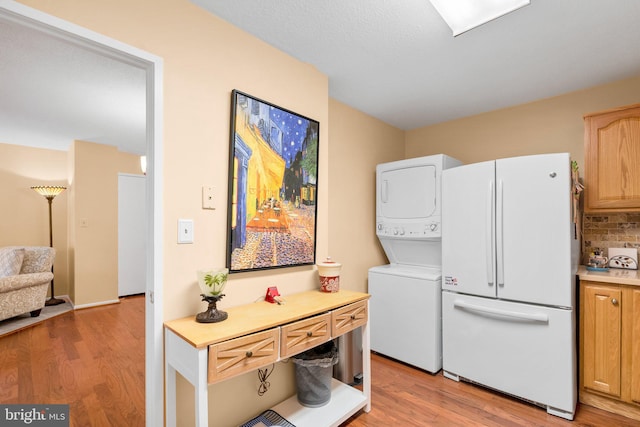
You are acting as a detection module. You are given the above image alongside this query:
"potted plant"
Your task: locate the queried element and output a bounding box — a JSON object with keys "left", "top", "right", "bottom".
{"left": 195, "top": 268, "right": 229, "bottom": 323}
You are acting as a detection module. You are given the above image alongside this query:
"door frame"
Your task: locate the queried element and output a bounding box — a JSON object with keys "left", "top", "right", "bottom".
{"left": 0, "top": 2, "right": 164, "bottom": 425}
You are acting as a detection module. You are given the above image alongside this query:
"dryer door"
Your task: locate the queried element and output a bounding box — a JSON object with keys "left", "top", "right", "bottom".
{"left": 378, "top": 164, "right": 436, "bottom": 220}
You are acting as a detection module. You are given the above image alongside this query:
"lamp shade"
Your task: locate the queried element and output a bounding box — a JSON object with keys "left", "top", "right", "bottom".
{"left": 429, "top": 0, "right": 530, "bottom": 36}
{"left": 31, "top": 185, "right": 67, "bottom": 199}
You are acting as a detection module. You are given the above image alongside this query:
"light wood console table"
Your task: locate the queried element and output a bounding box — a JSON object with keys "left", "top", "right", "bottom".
{"left": 164, "top": 289, "right": 371, "bottom": 427}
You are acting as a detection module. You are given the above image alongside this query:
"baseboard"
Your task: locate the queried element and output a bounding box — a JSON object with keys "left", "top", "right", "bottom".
{"left": 73, "top": 298, "right": 121, "bottom": 310}
{"left": 580, "top": 390, "right": 640, "bottom": 421}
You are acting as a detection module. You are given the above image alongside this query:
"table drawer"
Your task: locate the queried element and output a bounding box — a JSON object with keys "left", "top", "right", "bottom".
{"left": 332, "top": 300, "right": 367, "bottom": 336}
{"left": 208, "top": 328, "right": 279, "bottom": 383}
{"left": 280, "top": 312, "right": 331, "bottom": 358}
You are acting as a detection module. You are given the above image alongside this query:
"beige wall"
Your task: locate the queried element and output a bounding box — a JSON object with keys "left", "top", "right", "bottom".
{"left": 70, "top": 140, "right": 141, "bottom": 306}
{"left": 406, "top": 74, "right": 640, "bottom": 172}
{"left": 406, "top": 75, "right": 640, "bottom": 268}
{"left": 15, "top": 0, "right": 640, "bottom": 425}
{"left": 328, "top": 98, "right": 404, "bottom": 292}
{"left": 18, "top": 0, "right": 329, "bottom": 425}
{"left": 0, "top": 143, "right": 69, "bottom": 295}
{"left": 0, "top": 141, "right": 144, "bottom": 304}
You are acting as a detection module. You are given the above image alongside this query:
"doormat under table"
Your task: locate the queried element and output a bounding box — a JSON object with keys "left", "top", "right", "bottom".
{"left": 240, "top": 409, "right": 295, "bottom": 427}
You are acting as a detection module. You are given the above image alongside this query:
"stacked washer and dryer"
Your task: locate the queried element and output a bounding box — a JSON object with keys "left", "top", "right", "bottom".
{"left": 368, "top": 154, "right": 462, "bottom": 373}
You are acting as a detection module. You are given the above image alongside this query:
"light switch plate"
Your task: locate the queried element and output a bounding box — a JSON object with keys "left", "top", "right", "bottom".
{"left": 178, "top": 219, "right": 194, "bottom": 244}
{"left": 202, "top": 186, "right": 215, "bottom": 210}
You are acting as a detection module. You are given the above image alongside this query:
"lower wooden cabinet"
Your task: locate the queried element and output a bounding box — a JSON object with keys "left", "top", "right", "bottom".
{"left": 582, "top": 284, "right": 622, "bottom": 396}
{"left": 580, "top": 281, "right": 640, "bottom": 420}
{"left": 631, "top": 288, "right": 640, "bottom": 404}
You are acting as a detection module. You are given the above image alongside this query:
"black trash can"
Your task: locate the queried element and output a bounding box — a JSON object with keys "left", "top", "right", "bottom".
{"left": 291, "top": 341, "right": 338, "bottom": 407}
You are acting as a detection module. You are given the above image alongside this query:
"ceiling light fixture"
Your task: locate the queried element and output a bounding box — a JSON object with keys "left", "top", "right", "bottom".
{"left": 429, "top": 0, "right": 530, "bottom": 36}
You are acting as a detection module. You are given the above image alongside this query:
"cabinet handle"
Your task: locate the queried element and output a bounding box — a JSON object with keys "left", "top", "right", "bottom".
{"left": 306, "top": 331, "right": 313, "bottom": 337}
{"left": 245, "top": 351, "right": 253, "bottom": 358}
{"left": 611, "top": 298, "right": 618, "bottom": 306}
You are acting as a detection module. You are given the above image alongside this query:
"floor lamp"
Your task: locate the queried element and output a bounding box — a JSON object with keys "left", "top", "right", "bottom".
{"left": 31, "top": 185, "right": 66, "bottom": 306}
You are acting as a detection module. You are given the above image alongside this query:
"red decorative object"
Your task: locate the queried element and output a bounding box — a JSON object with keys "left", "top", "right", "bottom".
{"left": 265, "top": 286, "right": 281, "bottom": 303}
{"left": 317, "top": 257, "right": 342, "bottom": 293}
{"left": 320, "top": 275, "right": 340, "bottom": 293}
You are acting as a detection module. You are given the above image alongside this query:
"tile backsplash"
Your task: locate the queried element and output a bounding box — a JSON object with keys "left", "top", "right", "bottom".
{"left": 582, "top": 213, "right": 640, "bottom": 263}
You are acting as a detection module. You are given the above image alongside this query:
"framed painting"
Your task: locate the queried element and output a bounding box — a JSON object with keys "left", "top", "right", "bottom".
{"left": 226, "top": 90, "right": 319, "bottom": 273}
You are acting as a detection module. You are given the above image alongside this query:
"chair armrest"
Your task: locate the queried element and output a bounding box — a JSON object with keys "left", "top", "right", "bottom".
{"left": 0, "top": 272, "right": 54, "bottom": 293}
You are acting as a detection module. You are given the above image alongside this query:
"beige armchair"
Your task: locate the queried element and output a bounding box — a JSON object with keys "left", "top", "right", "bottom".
{"left": 0, "top": 246, "right": 55, "bottom": 321}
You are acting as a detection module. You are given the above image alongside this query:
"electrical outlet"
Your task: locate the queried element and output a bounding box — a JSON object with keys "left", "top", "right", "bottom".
{"left": 202, "top": 186, "right": 215, "bottom": 210}
{"left": 177, "top": 219, "right": 194, "bottom": 244}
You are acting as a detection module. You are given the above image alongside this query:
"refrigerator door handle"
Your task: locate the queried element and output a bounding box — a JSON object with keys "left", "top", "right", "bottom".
{"left": 453, "top": 299, "right": 549, "bottom": 323}
{"left": 496, "top": 179, "right": 504, "bottom": 287}
{"left": 486, "top": 180, "right": 495, "bottom": 286}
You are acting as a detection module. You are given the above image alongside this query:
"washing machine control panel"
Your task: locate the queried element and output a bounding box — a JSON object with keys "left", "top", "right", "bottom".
{"left": 376, "top": 220, "right": 441, "bottom": 239}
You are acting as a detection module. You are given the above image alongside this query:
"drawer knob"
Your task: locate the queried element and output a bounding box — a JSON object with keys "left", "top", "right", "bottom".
{"left": 611, "top": 298, "right": 618, "bottom": 306}
{"left": 245, "top": 351, "right": 253, "bottom": 358}
{"left": 306, "top": 331, "right": 313, "bottom": 337}
{"left": 350, "top": 314, "right": 357, "bottom": 320}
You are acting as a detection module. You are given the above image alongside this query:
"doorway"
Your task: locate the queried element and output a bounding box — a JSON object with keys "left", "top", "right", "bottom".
{"left": 0, "top": 2, "right": 164, "bottom": 426}
{"left": 118, "top": 173, "right": 147, "bottom": 297}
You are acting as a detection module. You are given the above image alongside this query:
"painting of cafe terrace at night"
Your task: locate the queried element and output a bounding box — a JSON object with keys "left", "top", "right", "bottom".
{"left": 227, "top": 91, "right": 319, "bottom": 272}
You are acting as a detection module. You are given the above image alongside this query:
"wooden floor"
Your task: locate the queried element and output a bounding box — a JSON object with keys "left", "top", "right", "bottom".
{"left": 0, "top": 295, "right": 145, "bottom": 427}
{"left": 346, "top": 354, "right": 640, "bottom": 427}
{"left": 0, "top": 295, "right": 638, "bottom": 426}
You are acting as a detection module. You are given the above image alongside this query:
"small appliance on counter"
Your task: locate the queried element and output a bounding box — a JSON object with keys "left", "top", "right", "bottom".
{"left": 608, "top": 247, "right": 638, "bottom": 270}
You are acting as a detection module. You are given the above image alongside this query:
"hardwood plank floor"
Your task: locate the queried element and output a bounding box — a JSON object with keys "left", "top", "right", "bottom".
{"left": 346, "top": 353, "right": 640, "bottom": 427}
{"left": 0, "top": 295, "right": 637, "bottom": 426}
{"left": 0, "top": 295, "right": 144, "bottom": 427}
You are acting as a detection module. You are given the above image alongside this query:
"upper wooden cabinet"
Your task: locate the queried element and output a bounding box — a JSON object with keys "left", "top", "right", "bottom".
{"left": 584, "top": 104, "right": 640, "bottom": 212}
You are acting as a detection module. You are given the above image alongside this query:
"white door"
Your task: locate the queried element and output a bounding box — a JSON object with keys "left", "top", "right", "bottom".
{"left": 442, "top": 161, "right": 496, "bottom": 298}
{"left": 496, "top": 153, "right": 573, "bottom": 307}
{"left": 118, "top": 173, "right": 146, "bottom": 296}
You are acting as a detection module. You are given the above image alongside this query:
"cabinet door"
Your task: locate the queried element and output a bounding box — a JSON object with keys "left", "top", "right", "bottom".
{"left": 584, "top": 104, "right": 640, "bottom": 212}
{"left": 583, "top": 284, "right": 622, "bottom": 396}
{"left": 631, "top": 288, "right": 640, "bottom": 404}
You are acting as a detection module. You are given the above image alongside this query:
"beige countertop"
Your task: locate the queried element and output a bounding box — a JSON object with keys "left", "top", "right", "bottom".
{"left": 577, "top": 265, "right": 640, "bottom": 287}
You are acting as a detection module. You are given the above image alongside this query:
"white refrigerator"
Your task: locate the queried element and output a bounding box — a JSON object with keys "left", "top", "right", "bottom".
{"left": 441, "top": 153, "right": 579, "bottom": 420}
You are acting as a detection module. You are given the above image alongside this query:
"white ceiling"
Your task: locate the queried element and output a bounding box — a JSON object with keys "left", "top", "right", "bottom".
{"left": 0, "top": 14, "right": 147, "bottom": 154}
{"left": 1, "top": 1, "right": 639, "bottom": 155}
{"left": 194, "top": 0, "right": 640, "bottom": 130}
